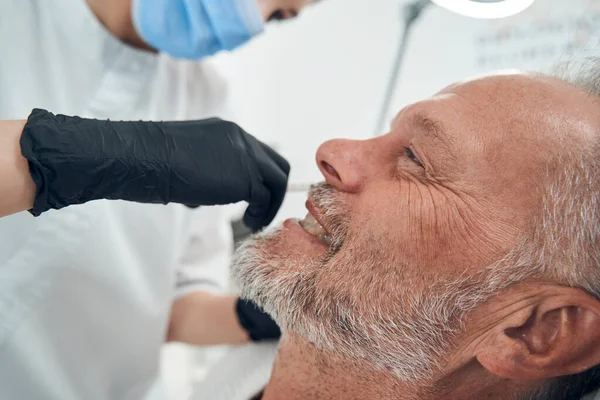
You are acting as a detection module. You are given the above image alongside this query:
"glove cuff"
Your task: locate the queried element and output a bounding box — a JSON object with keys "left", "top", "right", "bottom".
{"left": 235, "top": 298, "right": 281, "bottom": 342}
{"left": 20, "top": 109, "right": 172, "bottom": 216}
{"left": 21, "top": 109, "right": 64, "bottom": 216}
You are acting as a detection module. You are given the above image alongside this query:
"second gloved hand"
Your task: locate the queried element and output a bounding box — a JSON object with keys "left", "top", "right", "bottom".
{"left": 21, "top": 109, "right": 290, "bottom": 232}
{"left": 236, "top": 298, "right": 281, "bottom": 342}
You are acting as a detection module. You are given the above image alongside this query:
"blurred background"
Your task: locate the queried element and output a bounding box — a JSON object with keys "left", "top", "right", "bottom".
{"left": 160, "top": 0, "right": 600, "bottom": 397}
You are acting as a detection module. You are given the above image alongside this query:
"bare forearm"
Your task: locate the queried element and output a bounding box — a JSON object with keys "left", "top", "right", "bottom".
{"left": 0, "top": 120, "right": 35, "bottom": 217}
{"left": 167, "top": 292, "right": 251, "bottom": 346}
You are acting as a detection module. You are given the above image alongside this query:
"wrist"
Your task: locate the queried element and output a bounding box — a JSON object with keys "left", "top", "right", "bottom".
{"left": 14, "top": 120, "right": 35, "bottom": 209}
{"left": 0, "top": 119, "right": 35, "bottom": 216}
{"left": 168, "top": 292, "right": 251, "bottom": 346}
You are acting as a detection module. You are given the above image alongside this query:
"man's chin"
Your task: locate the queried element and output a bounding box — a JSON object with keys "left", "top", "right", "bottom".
{"left": 231, "top": 224, "right": 327, "bottom": 322}
{"left": 233, "top": 221, "right": 329, "bottom": 277}
{"left": 231, "top": 225, "right": 287, "bottom": 295}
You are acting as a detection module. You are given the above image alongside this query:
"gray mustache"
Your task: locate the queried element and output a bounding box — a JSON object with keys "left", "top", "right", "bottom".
{"left": 308, "top": 183, "right": 349, "bottom": 254}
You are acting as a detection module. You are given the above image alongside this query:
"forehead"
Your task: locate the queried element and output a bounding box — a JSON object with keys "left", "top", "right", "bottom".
{"left": 393, "top": 74, "right": 597, "bottom": 164}
{"left": 390, "top": 74, "right": 599, "bottom": 210}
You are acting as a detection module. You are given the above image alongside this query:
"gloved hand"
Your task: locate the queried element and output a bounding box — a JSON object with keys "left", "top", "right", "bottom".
{"left": 20, "top": 109, "right": 290, "bottom": 232}
{"left": 235, "top": 298, "right": 281, "bottom": 342}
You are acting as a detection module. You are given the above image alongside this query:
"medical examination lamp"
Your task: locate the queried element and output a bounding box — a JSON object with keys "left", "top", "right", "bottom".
{"left": 431, "top": 0, "right": 537, "bottom": 20}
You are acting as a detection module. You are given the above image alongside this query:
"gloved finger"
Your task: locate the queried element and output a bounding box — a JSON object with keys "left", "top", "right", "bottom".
{"left": 258, "top": 161, "right": 288, "bottom": 230}
{"left": 259, "top": 142, "right": 291, "bottom": 176}
{"left": 242, "top": 142, "right": 288, "bottom": 232}
{"left": 243, "top": 179, "right": 272, "bottom": 233}
{"left": 243, "top": 203, "right": 270, "bottom": 233}
{"left": 245, "top": 148, "right": 288, "bottom": 231}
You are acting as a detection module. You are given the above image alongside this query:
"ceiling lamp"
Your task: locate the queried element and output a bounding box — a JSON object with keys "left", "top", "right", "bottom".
{"left": 430, "top": 0, "right": 537, "bottom": 19}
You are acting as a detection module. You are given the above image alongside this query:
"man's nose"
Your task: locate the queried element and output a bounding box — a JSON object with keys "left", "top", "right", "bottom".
{"left": 316, "top": 139, "right": 373, "bottom": 193}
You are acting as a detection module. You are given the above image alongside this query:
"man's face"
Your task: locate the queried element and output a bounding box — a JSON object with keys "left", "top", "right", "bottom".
{"left": 233, "top": 73, "right": 597, "bottom": 379}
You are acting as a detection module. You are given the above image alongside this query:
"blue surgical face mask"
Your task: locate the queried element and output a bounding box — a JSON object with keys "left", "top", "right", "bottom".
{"left": 132, "top": 0, "right": 265, "bottom": 60}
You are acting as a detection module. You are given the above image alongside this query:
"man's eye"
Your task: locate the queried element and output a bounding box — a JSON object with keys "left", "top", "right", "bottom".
{"left": 404, "top": 147, "right": 423, "bottom": 167}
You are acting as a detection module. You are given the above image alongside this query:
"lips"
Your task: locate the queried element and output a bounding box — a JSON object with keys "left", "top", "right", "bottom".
{"left": 299, "top": 212, "right": 332, "bottom": 246}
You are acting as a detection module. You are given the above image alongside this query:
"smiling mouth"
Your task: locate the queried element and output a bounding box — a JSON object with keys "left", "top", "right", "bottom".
{"left": 299, "top": 213, "right": 332, "bottom": 246}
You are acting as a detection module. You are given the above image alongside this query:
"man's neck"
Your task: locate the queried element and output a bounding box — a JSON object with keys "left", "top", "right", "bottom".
{"left": 85, "top": 0, "right": 154, "bottom": 52}
{"left": 260, "top": 335, "right": 523, "bottom": 400}
{"left": 261, "top": 336, "right": 425, "bottom": 400}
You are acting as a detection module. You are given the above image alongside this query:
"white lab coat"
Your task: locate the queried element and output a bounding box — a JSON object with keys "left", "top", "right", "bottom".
{"left": 190, "top": 343, "right": 277, "bottom": 400}
{"left": 0, "top": 1, "right": 234, "bottom": 399}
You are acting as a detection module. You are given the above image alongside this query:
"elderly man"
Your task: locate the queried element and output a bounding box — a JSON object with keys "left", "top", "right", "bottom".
{"left": 225, "top": 62, "right": 600, "bottom": 400}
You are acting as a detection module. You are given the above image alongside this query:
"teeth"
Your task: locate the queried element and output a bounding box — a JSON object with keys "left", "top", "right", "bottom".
{"left": 300, "top": 213, "right": 332, "bottom": 246}
{"left": 301, "top": 213, "right": 326, "bottom": 235}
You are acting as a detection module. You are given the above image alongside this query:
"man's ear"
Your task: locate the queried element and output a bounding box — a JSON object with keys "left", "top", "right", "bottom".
{"left": 475, "top": 285, "right": 600, "bottom": 380}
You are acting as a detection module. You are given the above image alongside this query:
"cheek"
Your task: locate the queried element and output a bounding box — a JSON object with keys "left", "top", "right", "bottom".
{"left": 346, "top": 181, "right": 476, "bottom": 274}
{"left": 350, "top": 180, "right": 441, "bottom": 245}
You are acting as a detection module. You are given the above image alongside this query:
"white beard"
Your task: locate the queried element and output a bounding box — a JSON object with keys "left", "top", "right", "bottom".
{"left": 232, "top": 226, "right": 443, "bottom": 381}
{"left": 232, "top": 225, "right": 535, "bottom": 383}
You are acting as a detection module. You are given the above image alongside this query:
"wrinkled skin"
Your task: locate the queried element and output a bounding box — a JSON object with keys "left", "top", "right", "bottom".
{"left": 233, "top": 73, "right": 600, "bottom": 399}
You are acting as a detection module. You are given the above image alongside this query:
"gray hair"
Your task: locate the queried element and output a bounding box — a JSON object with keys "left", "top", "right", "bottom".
{"left": 443, "top": 58, "right": 600, "bottom": 399}
{"left": 537, "top": 58, "right": 600, "bottom": 297}
{"left": 523, "top": 58, "right": 600, "bottom": 400}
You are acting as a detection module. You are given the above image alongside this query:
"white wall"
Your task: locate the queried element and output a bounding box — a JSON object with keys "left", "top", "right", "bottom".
{"left": 390, "top": 0, "right": 600, "bottom": 112}
{"left": 213, "top": 0, "right": 600, "bottom": 226}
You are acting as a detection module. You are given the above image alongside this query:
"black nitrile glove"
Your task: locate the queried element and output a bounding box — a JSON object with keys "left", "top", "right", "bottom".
{"left": 236, "top": 298, "right": 281, "bottom": 342}
{"left": 20, "top": 109, "right": 290, "bottom": 232}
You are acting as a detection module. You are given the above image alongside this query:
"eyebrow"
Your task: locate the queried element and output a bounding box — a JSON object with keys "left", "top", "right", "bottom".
{"left": 408, "top": 113, "right": 457, "bottom": 157}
